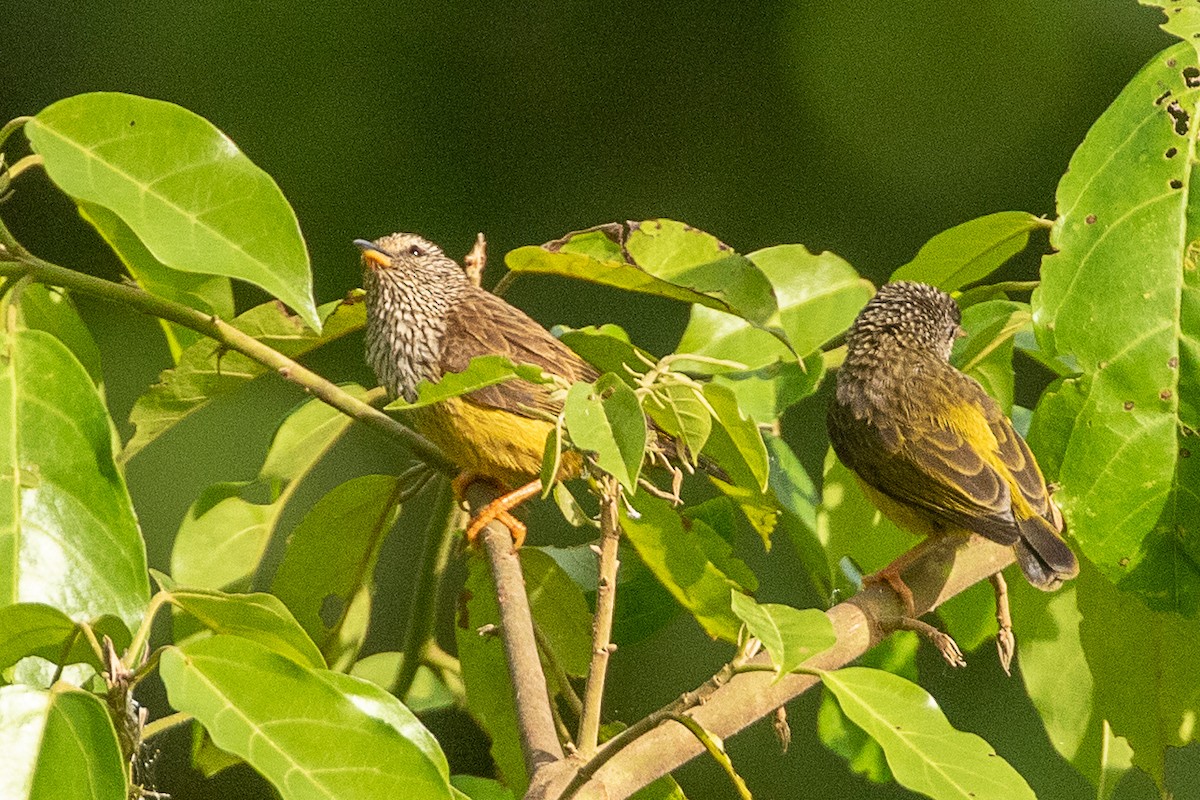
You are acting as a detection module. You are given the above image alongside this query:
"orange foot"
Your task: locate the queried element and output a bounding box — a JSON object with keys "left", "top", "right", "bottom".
{"left": 863, "top": 563, "right": 917, "bottom": 618}
{"left": 461, "top": 478, "right": 544, "bottom": 550}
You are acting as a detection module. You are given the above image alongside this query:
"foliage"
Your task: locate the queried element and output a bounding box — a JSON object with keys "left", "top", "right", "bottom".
{"left": 1, "top": 8, "right": 1199, "bottom": 798}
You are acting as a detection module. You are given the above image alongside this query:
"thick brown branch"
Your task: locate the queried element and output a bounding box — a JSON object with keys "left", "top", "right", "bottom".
{"left": 527, "top": 533, "right": 1018, "bottom": 800}
{"left": 467, "top": 482, "right": 565, "bottom": 778}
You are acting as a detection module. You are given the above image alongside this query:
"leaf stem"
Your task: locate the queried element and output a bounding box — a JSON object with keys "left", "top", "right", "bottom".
{"left": 0, "top": 116, "right": 32, "bottom": 152}
{"left": 665, "top": 713, "right": 751, "bottom": 800}
{"left": 575, "top": 475, "right": 622, "bottom": 758}
{"left": 390, "top": 476, "right": 461, "bottom": 699}
{"left": 0, "top": 219, "right": 455, "bottom": 473}
{"left": 123, "top": 591, "right": 173, "bottom": 671}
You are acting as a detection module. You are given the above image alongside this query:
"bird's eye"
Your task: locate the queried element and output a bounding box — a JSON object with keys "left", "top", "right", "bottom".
{"left": 408, "top": 245, "right": 424, "bottom": 257}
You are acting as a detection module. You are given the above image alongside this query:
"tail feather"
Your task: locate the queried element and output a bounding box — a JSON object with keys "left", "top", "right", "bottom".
{"left": 1015, "top": 514, "right": 1079, "bottom": 591}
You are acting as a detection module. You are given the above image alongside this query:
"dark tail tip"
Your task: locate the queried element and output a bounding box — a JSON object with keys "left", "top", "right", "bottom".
{"left": 1015, "top": 516, "right": 1080, "bottom": 591}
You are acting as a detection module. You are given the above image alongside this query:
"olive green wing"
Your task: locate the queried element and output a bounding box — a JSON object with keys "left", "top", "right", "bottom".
{"left": 827, "top": 377, "right": 1022, "bottom": 546}
{"left": 439, "top": 287, "right": 599, "bottom": 418}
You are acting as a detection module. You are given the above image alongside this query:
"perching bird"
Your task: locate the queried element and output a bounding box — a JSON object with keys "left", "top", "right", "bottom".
{"left": 827, "top": 281, "right": 1078, "bottom": 615}
{"left": 357, "top": 232, "right": 598, "bottom": 545}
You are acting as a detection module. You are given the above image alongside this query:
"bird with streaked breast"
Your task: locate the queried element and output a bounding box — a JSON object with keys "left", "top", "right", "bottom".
{"left": 827, "top": 281, "right": 1079, "bottom": 609}
{"left": 357, "top": 232, "right": 597, "bottom": 545}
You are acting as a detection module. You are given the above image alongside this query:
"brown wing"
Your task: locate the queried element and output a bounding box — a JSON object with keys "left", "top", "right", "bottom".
{"left": 438, "top": 286, "right": 599, "bottom": 418}
{"left": 827, "top": 368, "right": 1022, "bottom": 546}
{"left": 987, "top": 406, "right": 1057, "bottom": 524}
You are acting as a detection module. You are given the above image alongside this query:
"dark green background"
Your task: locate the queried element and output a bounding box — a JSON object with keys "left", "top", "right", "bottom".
{"left": 3, "top": 3, "right": 1189, "bottom": 799}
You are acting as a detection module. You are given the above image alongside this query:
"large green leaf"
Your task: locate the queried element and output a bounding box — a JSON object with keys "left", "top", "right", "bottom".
{"left": 1076, "top": 557, "right": 1200, "bottom": 784}
{"left": 165, "top": 588, "right": 325, "bottom": 669}
{"left": 822, "top": 667, "right": 1035, "bottom": 800}
{"left": 506, "top": 220, "right": 780, "bottom": 330}
{"left": 171, "top": 387, "right": 367, "bottom": 592}
{"left": 0, "top": 603, "right": 130, "bottom": 673}
{"left": 12, "top": 284, "right": 102, "bottom": 388}
{"left": 728, "top": 592, "right": 835, "bottom": 677}
{"left": 123, "top": 297, "right": 365, "bottom": 461}
{"left": 677, "top": 243, "right": 871, "bottom": 368}
{"left": 1031, "top": 41, "right": 1200, "bottom": 612}
{"left": 702, "top": 382, "right": 769, "bottom": 493}
{"left": 890, "top": 211, "right": 1048, "bottom": 290}
{"left": 0, "top": 327, "right": 149, "bottom": 628}
{"left": 1010, "top": 567, "right": 1133, "bottom": 797}
{"left": 160, "top": 635, "right": 453, "bottom": 800}
{"left": 563, "top": 374, "right": 646, "bottom": 492}
{"left": 272, "top": 474, "right": 402, "bottom": 668}
{"left": 0, "top": 684, "right": 127, "bottom": 800}
{"left": 79, "top": 201, "right": 234, "bottom": 360}
{"left": 27, "top": 92, "right": 320, "bottom": 329}
{"left": 619, "top": 490, "right": 745, "bottom": 641}
{"left": 951, "top": 300, "right": 1030, "bottom": 416}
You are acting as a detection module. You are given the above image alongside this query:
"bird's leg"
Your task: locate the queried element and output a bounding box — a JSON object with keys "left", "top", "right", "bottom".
{"left": 865, "top": 547, "right": 966, "bottom": 669}
{"left": 991, "top": 572, "right": 1015, "bottom": 676}
{"left": 464, "top": 478, "right": 544, "bottom": 549}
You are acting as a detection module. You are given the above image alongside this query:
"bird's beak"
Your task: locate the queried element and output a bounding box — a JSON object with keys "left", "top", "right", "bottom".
{"left": 354, "top": 239, "right": 391, "bottom": 270}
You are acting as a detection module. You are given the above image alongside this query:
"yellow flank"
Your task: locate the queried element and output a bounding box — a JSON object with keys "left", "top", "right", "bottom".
{"left": 411, "top": 396, "right": 580, "bottom": 488}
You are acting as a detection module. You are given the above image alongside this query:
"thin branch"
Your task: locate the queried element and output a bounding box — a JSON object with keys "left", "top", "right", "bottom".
{"left": 141, "top": 711, "right": 193, "bottom": 741}
{"left": 527, "top": 533, "right": 1021, "bottom": 800}
{"left": 576, "top": 476, "right": 622, "bottom": 757}
{"left": 666, "top": 713, "right": 751, "bottom": 800}
{"left": 0, "top": 231, "right": 454, "bottom": 474}
{"left": 391, "top": 476, "right": 461, "bottom": 698}
{"left": 466, "top": 481, "right": 565, "bottom": 777}
{"left": 533, "top": 621, "right": 583, "bottom": 719}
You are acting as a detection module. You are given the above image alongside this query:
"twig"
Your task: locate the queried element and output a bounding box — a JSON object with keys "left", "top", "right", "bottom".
{"left": 533, "top": 621, "right": 583, "bottom": 718}
{"left": 390, "top": 476, "right": 461, "bottom": 698}
{"left": 576, "top": 476, "right": 622, "bottom": 757}
{"left": 466, "top": 481, "right": 564, "bottom": 777}
{"left": 0, "top": 223, "right": 454, "bottom": 474}
{"left": 526, "top": 533, "right": 1021, "bottom": 800}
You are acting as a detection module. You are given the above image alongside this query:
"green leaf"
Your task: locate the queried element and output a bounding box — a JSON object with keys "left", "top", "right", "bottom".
{"left": 272, "top": 474, "right": 402, "bottom": 668}
{"left": 0, "top": 603, "right": 130, "bottom": 673}
{"left": 555, "top": 324, "right": 649, "bottom": 380}
{"left": 79, "top": 201, "right": 234, "bottom": 360}
{"left": 728, "top": 592, "right": 835, "bottom": 677}
{"left": 1141, "top": 2, "right": 1200, "bottom": 44}
{"left": 643, "top": 383, "right": 712, "bottom": 467}
{"left": 160, "top": 635, "right": 453, "bottom": 800}
{"left": 766, "top": 434, "right": 833, "bottom": 602}
{"left": 350, "top": 654, "right": 457, "bottom": 714}
{"left": 12, "top": 284, "right": 103, "bottom": 388}
{"left": 619, "top": 490, "right": 744, "bottom": 641}
{"left": 384, "top": 354, "right": 557, "bottom": 411}
{"left": 507, "top": 220, "right": 780, "bottom": 329}
{"left": 1010, "top": 565, "right": 1133, "bottom": 796}
{"left": 701, "top": 382, "right": 769, "bottom": 492}
{"left": 0, "top": 327, "right": 149, "bottom": 628}
{"left": 450, "top": 776, "right": 515, "bottom": 800}
{"left": 822, "top": 666, "right": 1035, "bottom": 800}
{"left": 1031, "top": 41, "right": 1200, "bottom": 611}
{"left": 455, "top": 556, "right": 529, "bottom": 792}
{"left": 522, "top": 549, "right": 593, "bottom": 679}
{"left": 1076, "top": 558, "right": 1200, "bottom": 785}
{"left": 710, "top": 353, "right": 825, "bottom": 425}
{"left": 165, "top": 588, "right": 325, "bottom": 669}
{"left": 123, "top": 297, "right": 365, "bottom": 461}
{"left": 27, "top": 93, "right": 320, "bottom": 329}
{"left": 0, "top": 684, "right": 127, "bottom": 800}
{"left": 817, "top": 632, "right": 919, "bottom": 785}
{"left": 564, "top": 374, "right": 647, "bottom": 492}
{"left": 951, "top": 300, "right": 1030, "bottom": 415}
{"left": 890, "top": 211, "right": 1047, "bottom": 290}
{"left": 171, "top": 388, "right": 366, "bottom": 591}
{"left": 677, "top": 243, "right": 871, "bottom": 370}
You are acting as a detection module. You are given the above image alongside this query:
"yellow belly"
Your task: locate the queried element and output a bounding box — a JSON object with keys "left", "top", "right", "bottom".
{"left": 412, "top": 397, "right": 580, "bottom": 488}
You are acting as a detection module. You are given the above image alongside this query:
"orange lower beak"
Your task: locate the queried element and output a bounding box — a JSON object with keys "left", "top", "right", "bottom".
{"left": 354, "top": 239, "right": 391, "bottom": 270}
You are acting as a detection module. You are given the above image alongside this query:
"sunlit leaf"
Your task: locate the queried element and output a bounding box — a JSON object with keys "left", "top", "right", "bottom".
{"left": 160, "top": 635, "right": 453, "bottom": 800}
{"left": 564, "top": 374, "right": 646, "bottom": 492}
{"left": 28, "top": 92, "right": 320, "bottom": 329}
{"left": 729, "top": 592, "right": 835, "bottom": 677}
{"left": 822, "top": 667, "right": 1035, "bottom": 799}
{"left": 890, "top": 211, "right": 1047, "bottom": 290}
{"left": 0, "top": 684, "right": 127, "bottom": 800}
{"left": 1031, "top": 41, "right": 1200, "bottom": 611}
{"left": 0, "top": 603, "right": 129, "bottom": 673}
{"left": 384, "top": 355, "right": 556, "bottom": 411}
{"left": 12, "top": 284, "right": 102, "bottom": 387}
{"left": 0, "top": 327, "right": 149, "bottom": 628}
{"left": 702, "top": 382, "right": 768, "bottom": 492}
{"left": 164, "top": 587, "right": 325, "bottom": 669}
